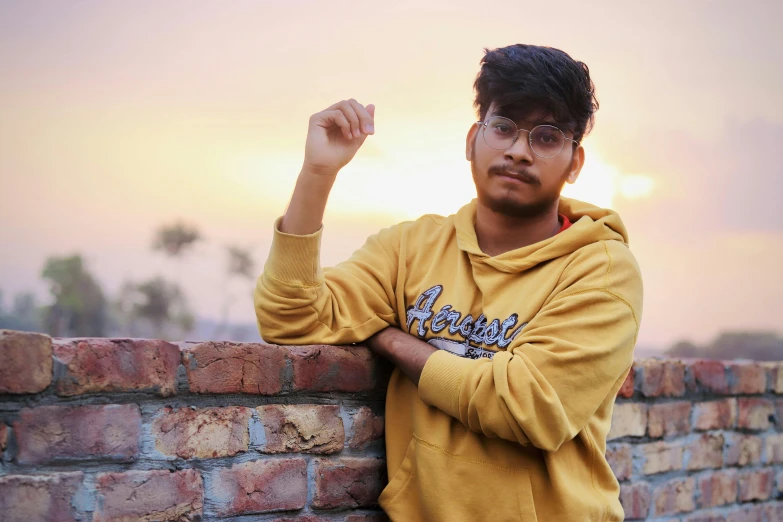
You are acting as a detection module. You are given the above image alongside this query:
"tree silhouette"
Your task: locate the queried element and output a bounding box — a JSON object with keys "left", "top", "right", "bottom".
{"left": 152, "top": 221, "right": 202, "bottom": 258}
{"left": 41, "top": 255, "right": 107, "bottom": 337}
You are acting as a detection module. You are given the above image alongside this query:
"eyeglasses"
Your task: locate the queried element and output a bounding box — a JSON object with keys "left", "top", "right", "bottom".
{"left": 477, "top": 116, "right": 579, "bottom": 158}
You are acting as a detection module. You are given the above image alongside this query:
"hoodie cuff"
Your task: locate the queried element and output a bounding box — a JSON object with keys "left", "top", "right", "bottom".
{"left": 418, "top": 350, "right": 475, "bottom": 419}
{"left": 264, "top": 217, "right": 324, "bottom": 287}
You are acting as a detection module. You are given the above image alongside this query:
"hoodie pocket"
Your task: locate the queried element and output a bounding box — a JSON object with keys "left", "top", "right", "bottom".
{"left": 380, "top": 435, "right": 538, "bottom": 522}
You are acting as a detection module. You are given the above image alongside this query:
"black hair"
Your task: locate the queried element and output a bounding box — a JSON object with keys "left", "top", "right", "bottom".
{"left": 473, "top": 44, "right": 599, "bottom": 143}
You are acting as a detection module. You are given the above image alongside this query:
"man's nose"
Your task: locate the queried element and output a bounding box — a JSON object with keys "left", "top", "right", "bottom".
{"left": 504, "top": 132, "right": 534, "bottom": 164}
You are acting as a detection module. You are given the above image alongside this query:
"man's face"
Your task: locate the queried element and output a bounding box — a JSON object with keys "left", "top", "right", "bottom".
{"left": 466, "top": 102, "right": 584, "bottom": 218}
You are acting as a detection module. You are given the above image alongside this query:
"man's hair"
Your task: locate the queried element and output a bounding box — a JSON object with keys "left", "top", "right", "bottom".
{"left": 473, "top": 44, "right": 599, "bottom": 143}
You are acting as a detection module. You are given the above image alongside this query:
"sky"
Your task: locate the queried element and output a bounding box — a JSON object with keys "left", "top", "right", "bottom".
{"left": 0, "top": 0, "right": 781, "bottom": 349}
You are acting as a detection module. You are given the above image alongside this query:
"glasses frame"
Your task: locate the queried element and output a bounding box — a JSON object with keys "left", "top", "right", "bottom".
{"left": 477, "top": 116, "right": 579, "bottom": 158}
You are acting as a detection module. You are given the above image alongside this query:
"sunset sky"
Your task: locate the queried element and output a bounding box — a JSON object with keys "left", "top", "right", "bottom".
{"left": 1, "top": 1, "right": 781, "bottom": 349}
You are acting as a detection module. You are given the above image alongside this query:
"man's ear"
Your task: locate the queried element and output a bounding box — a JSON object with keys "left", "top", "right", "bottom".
{"left": 566, "top": 145, "right": 585, "bottom": 184}
{"left": 466, "top": 123, "right": 479, "bottom": 161}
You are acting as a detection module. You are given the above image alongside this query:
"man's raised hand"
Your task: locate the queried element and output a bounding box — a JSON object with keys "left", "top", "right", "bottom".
{"left": 302, "top": 99, "right": 375, "bottom": 177}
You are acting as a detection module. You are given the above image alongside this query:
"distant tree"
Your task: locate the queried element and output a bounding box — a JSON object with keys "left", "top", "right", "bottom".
{"left": 41, "top": 255, "right": 107, "bottom": 337}
{"left": 116, "top": 277, "right": 194, "bottom": 340}
{"left": 213, "top": 244, "right": 256, "bottom": 338}
{"left": 665, "top": 331, "right": 783, "bottom": 361}
{"left": 0, "top": 289, "right": 43, "bottom": 332}
{"left": 152, "top": 221, "right": 202, "bottom": 258}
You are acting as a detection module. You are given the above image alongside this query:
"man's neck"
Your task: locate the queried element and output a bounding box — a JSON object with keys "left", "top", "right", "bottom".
{"left": 474, "top": 201, "right": 561, "bottom": 257}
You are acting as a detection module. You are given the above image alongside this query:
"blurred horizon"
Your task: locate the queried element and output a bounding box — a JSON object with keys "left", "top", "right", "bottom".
{"left": 1, "top": 0, "right": 781, "bottom": 350}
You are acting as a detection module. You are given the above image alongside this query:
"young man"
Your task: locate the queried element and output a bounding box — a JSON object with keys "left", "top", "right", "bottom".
{"left": 255, "top": 44, "right": 643, "bottom": 521}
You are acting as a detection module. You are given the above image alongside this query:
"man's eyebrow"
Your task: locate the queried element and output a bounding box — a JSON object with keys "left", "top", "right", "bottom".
{"left": 491, "top": 112, "right": 563, "bottom": 128}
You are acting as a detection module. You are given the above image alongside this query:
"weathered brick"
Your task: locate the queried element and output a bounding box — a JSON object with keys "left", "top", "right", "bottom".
{"left": 0, "top": 472, "right": 83, "bottom": 522}
{"left": 620, "top": 482, "right": 651, "bottom": 519}
{"left": 211, "top": 458, "right": 307, "bottom": 516}
{"left": 94, "top": 469, "right": 203, "bottom": 522}
{"left": 54, "top": 338, "right": 179, "bottom": 396}
{"left": 688, "top": 360, "right": 728, "bottom": 394}
{"left": 764, "top": 432, "right": 783, "bottom": 464}
{"left": 693, "top": 399, "right": 737, "bottom": 431}
{"left": 777, "top": 398, "right": 783, "bottom": 430}
{"left": 686, "top": 433, "right": 724, "bottom": 470}
{"left": 272, "top": 517, "right": 331, "bottom": 522}
{"left": 763, "top": 502, "right": 783, "bottom": 522}
{"left": 725, "top": 504, "right": 763, "bottom": 522}
{"left": 648, "top": 401, "right": 691, "bottom": 438}
{"left": 652, "top": 477, "right": 696, "bottom": 516}
{"left": 313, "top": 457, "right": 386, "bottom": 509}
{"left": 290, "top": 345, "right": 376, "bottom": 392}
{"left": 638, "top": 359, "right": 685, "bottom": 397}
{"left": 737, "top": 397, "right": 775, "bottom": 430}
{"left": 350, "top": 406, "right": 385, "bottom": 450}
{"left": 152, "top": 406, "right": 250, "bottom": 459}
{"left": 618, "top": 367, "right": 635, "bottom": 398}
{"left": 724, "top": 433, "right": 762, "bottom": 467}
{"left": 345, "top": 515, "right": 389, "bottom": 522}
{"left": 606, "top": 444, "right": 633, "bottom": 481}
{"left": 608, "top": 402, "right": 647, "bottom": 440}
{"left": 697, "top": 469, "right": 737, "bottom": 508}
{"left": 763, "top": 362, "right": 783, "bottom": 393}
{"left": 639, "top": 440, "right": 684, "bottom": 475}
{"left": 0, "top": 423, "right": 7, "bottom": 453}
{"left": 257, "top": 405, "right": 344, "bottom": 454}
{"left": 0, "top": 330, "right": 52, "bottom": 394}
{"left": 14, "top": 404, "right": 140, "bottom": 464}
{"left": 737, "top": 468, "right": 774, "bottom": 501}
{"left": 727, "top": 362, "right": 767, "bottom": 395}
{"left": 182, "top": 341, "right": 286, "bottom": 394}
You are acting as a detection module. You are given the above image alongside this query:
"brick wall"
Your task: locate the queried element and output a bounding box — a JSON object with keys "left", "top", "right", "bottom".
{"left": 0, "top": 329, "right": 781, "bottom": 521}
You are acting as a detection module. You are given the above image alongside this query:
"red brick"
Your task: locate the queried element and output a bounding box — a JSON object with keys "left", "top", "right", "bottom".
{"left": 14, "top": 404, "right": 140, "bottom": 464}
{"left": 652, "top": 477, "right": 696, "bottom": 516}
{"left": 312, "top": 457, "right": 386, "bottom": 509}
{"left": 0, "top": 472, "right": 83, "bottom": 522}
{"left": 765, "top": 433, "right": 783, "bottom": 464}
{"left": 620, "top": 482, "right": 651, "bottom": 519}
{"left": 211, "top": 458, "right": 307, "bottom": 516}
{"left": 777, "top": 398, "right": 783, "bottom": 430}
{"left": 727, "top": 362, "right": 767, "bottom": 395}
{"left": 0, "top": 330, "right": 52, "bottom": 394}
{"left": 151, "top": 406, "right": 250, "bottom": 459}
{"left": 606, "top": 444, "right": 633, "bottom": 481}
{"left": 738, "top": 468, "right": 774, "bottom": 501}
{"left": 648, "top": 401, "right": 691, "bottom": 438}
{"left": 688, "top": 360, "right": 729, "bottom": 394}
{"left": 618, "top": 367, "right": 635, "bottom": 398}
{"left": 763, "top": 362, "right": 783, "bottom": 393}
{"left": 738, "top": 397, "right": 775, "bottom": 430}
{"left": 640, "top": 440, "right": 684, "bottom": 475}
{"left": 272, "top": 517, "right": 331, "bottom": 522}
{"left": 54, "top": 338, "right": 179, "bottom": 397}
{"left": 290, "top": 345, "right": 375, "bottom": 392}
{"left": 0, "top": 423, "right": 7, "bottom": 453}
{"left": 763, "top": 502, "right": 783, "bottom": 522}
{"left": 724, "top": 433, "right": 762, "bottom": 467}
{"left": 725, "top": 504, "right": 763, "bottom": 522}
{"left": 257, "top": 405, "right": 344, "bottom": 454}
{"left": 94, "top": 469, "right": 203, "bottom": 522}
{"left": 345, "top": 515, "right": 389, "bottom": 522}
{"left": 182, "top": 341, "right": 286, "bottom": 394}
{"left": 608, "top": 402, "right": 648, "bottom": 440}
{"left": 686, "top": 433, "right": 724, "bottom": 470}
{"left": 350, "top": 406, "right": 385, "bottom": 450}
{"left": 693, "top": 399, "right": 737, "bottom": 431}
{"left": 697, "top": 469, "right": 737, "bottom": 508}
{"left": 638, "top": 359, "right": 686, "bottom": 397}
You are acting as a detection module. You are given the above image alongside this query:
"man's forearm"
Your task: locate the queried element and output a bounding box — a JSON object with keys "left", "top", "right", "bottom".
{"left": 367, "top": 327, "right": 437, "bottom": 385}
{"left": 279, "top": 169, "right": 336, "bottom": 235}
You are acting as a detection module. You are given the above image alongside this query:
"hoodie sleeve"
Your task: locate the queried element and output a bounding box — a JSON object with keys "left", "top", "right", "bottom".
{"left": 254, "top": 218, "right": 400, "bottom": 345}
{"left": 417, "top": 240, "right": 642, "bottom": 451}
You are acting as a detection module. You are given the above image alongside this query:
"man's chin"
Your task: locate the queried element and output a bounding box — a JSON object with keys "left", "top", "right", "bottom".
{"left": 483, "top": 195, "right": 556, "bottom": 219}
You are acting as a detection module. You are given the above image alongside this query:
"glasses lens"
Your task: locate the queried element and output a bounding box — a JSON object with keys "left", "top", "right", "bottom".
{"left": 483, "top": 117, "right": 517, "bottom": 150}
{"left": 530, "top": 125, "right": 565, "bottom": 158}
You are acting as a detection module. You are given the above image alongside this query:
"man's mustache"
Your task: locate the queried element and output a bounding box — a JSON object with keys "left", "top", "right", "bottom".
{"left": 488, "top": 165, "right": 540, "bottom": 186}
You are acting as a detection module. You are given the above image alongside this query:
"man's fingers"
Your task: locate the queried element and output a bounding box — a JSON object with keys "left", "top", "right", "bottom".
{"left": 319, "top": 110, "right": 352, "bottom": 140}
{"left": 347, "top": 99, "right": 375, "bottom": 135}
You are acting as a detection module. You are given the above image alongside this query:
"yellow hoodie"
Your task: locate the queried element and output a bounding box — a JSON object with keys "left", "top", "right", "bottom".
{"left": 255, "top": 197, "right": 643, "bottom": 522}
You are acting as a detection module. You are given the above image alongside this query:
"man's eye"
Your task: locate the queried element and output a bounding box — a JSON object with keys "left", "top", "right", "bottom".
{"left": 493, "top": 125, "right": 514, "bottom": 135}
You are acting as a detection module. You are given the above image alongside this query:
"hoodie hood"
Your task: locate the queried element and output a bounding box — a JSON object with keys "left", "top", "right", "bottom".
{"left": 454, "top": 197, "right": 629, "bottom": 273}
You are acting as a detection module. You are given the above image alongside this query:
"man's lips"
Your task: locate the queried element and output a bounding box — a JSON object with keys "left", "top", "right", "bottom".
{"left": 491, "top": 168, "right": 540, "bottom": 185}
